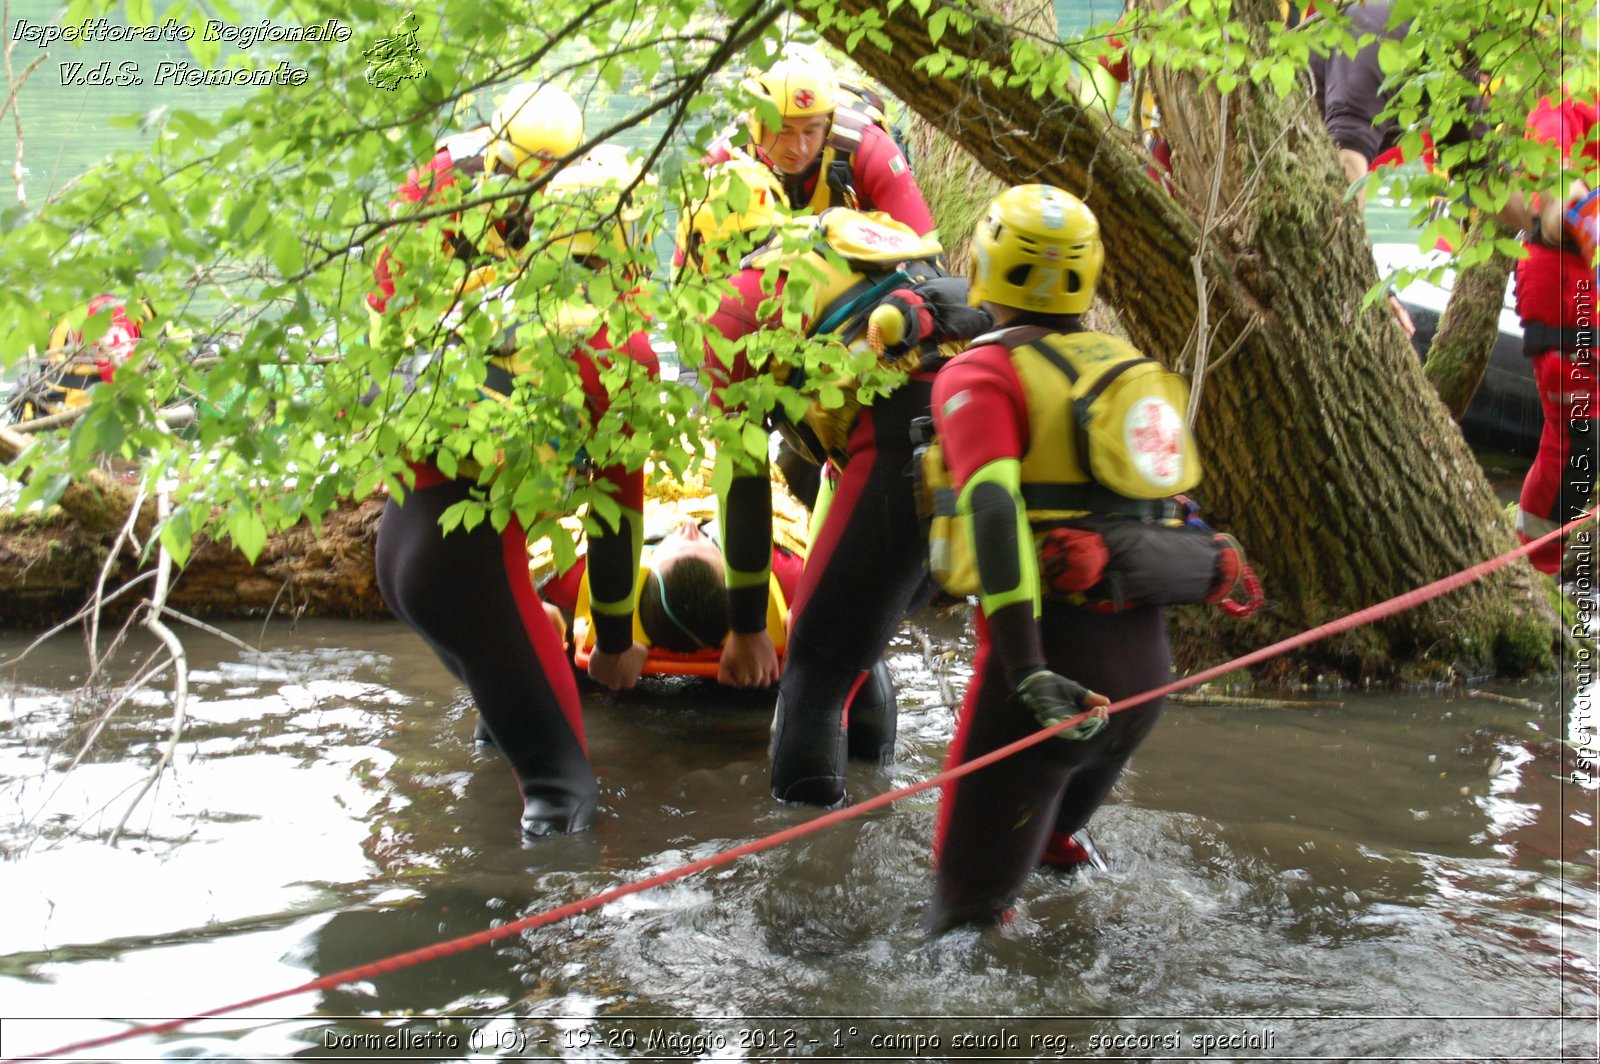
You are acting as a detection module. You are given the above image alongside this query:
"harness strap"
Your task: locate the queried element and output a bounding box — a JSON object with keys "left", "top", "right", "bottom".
{"left": 824, "top": 109, "right": 872, "bottom": 209}
{"left": 1523, "top": 321, "right": 1596, "bottom": 358}
{"left": 1019, "top": 483, "right": 1170, "bottom": 520}
{"left": 812, "top": 267, "right": 912, "bottom": 338}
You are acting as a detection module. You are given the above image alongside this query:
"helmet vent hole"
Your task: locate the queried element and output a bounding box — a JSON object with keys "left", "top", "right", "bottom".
{"left": 1005, "top": 264, "right": 1032, "bottom": 287}
{"left": 1066, "top": 270, "right": 1081, "bottom": 294}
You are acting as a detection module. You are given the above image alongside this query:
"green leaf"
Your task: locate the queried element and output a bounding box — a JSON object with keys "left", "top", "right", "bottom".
{"left": 229, "top": 509, "right": 268, "bottom": 562}
{"left": 588, "top": 489, "right": 622, "bottom": 532}
{"left": 549, "top": 527, "right": 577, "bottom": 573}
{"left": 269, "top": 228, "right": 304, "bottom": 278}
{"left": 739, "top": 420, "right": 768, "bottom": 458}
{"left": 159, "top": 515, "right": 195, "bottom": 569}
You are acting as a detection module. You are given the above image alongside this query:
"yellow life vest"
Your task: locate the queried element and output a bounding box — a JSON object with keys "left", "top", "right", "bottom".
{"left": 1010, "top": 330, "right": 1200, "bottom": 521}
{"left": 745, "top": 210, "right": 948, "bottom": 466}
{"left": 921, "top": 327, "right": 1201, "bottom": 596}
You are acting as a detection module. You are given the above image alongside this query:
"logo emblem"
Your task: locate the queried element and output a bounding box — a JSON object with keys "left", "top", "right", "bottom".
{"left": 1124, "top": 397, "right": 1184, "bottom": 488}
{"left": 794, "top": 88, "right": 816, "bottom": 109}
{"left": 364, "top": 13, "right": 426, "bottom": 91}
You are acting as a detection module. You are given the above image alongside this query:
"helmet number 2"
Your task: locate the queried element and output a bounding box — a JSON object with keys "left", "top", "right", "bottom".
{"left": 1027, "top": 267, "right": 1061, "bottom": 304}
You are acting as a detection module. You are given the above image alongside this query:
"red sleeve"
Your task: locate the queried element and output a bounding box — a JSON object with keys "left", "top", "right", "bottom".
{"left": 1527, "top": 95, "right": 1600, "bottom": 173}
{"left": 369, "top": 149, "right": 459, "bottom": 312}
{"left": 704, "top": 269, "right": 784, "bottom": 407}
{"left": 581, "top": 326, "right": 657, "bottom": 514}
{"left": 1099, "top": 33, "right": 1130, "bottom": 84}
{"left": 398, "top": 148, "right": 458, "bottom": 205}
{"left": 929, "top": 344, "right": 1029, "bottom": 484}
{"left": 852, "top": 125, "right": 934, "bottom": 235}
{"left": 539, "top": 557, "right": 586, "bottom": 615}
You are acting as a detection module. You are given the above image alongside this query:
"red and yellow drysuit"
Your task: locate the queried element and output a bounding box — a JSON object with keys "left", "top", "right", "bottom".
{"left": 703, "top": 213, "right": 946, "bottom": 802}
{"left": 926, "top": 322, "right": 1172, "bottom": 933}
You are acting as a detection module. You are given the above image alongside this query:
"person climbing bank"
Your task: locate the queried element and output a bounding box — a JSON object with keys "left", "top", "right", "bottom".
{"left": 706, "top": 52, "right": 934, "bottom": 237}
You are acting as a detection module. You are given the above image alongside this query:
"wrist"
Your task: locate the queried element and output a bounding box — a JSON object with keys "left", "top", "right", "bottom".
{"left": 1009, "top": 665, "right": 1047, "bottom": 689}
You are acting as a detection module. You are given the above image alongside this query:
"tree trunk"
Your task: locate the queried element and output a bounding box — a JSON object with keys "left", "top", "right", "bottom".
{"left": 808, "top": 0, "right": 1556, "bottom": 678}
{"left": 0, "top": 421, "right": 390, "bottom": 627}
{"left": 1423, "top": 215, "right": 1519, "bottom": 421}
{"left": 0, "top": 493, "right": 389, "bottom": 628}
{"left": 905, "top": 0, "right": 1058, "bottom": 274}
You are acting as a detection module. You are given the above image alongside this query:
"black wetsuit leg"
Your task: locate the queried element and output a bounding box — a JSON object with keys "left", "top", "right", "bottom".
{"left": 928, "top": 603, "right": 1169, "bottom": 934}
{"left": 770, "top": 377, "right": 935, "bottom": 805}
{"left": 375, "top": 472, "right": 597, "bottom": 836}
{"left": 845, "top": 657, "right": 897, "bottom": 764}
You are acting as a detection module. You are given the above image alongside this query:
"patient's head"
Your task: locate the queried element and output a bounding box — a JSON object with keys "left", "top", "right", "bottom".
{"left": 638, "top": 521, "right": 730, "bottom": 652}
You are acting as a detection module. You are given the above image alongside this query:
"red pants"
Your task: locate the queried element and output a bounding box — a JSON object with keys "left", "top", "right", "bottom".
{"left": 1517, "top": 349, "right": 1599, "bottom": 573}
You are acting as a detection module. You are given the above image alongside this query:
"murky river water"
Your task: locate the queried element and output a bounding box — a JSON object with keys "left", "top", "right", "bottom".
{"left": 0, "top": 604, "right": 1594, "bottom": 1062}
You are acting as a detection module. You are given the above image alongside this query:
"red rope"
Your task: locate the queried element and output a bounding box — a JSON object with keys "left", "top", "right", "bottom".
{"left": 6, "top": 513, "right": 1585, "bottom": 1063}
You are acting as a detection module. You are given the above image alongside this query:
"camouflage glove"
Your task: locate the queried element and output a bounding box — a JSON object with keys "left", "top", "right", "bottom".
{"left": 1014, "top": 669, "right": 1109, "bottom": 741}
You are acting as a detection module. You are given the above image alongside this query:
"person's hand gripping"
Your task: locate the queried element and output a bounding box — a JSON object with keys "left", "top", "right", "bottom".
{"left": 1013, "top": 669, "right": 1111, "bottom": 740}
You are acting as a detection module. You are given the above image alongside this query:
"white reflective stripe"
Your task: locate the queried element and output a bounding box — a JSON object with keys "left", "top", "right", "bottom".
{"left": 1515, "top": 506, "right": 1562, "bottom": 539}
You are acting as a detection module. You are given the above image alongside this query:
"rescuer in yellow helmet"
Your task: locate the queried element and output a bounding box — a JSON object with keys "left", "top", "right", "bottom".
{"left": 926, "top": 185, "right": 1232, "bottom": 934}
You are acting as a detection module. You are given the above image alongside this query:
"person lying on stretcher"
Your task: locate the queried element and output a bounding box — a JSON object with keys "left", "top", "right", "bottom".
{"left": 536, "top": 518, "right": 898, "bottom": 754}
{"left": 540, "top": 519, "right": 800, "bottom": 677}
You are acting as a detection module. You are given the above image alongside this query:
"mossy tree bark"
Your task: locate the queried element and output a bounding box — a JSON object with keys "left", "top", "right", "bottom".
{"left": 807, "top": 0, "right": 1556, "bottom": 678}
{"left": 1423, "top": 214, "right": 1519, "bottom": 421}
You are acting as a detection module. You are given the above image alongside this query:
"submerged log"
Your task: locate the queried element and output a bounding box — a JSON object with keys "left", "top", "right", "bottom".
{"left": 0, "top": 488, "right": 390, "bottom": 629}
{"left": 0, "top": 423, "right": 388, "bottom": 627}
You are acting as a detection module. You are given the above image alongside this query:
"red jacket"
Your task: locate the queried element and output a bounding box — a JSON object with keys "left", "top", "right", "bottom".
{"left": 1515, "top": 93, "right": 1599, "bottom": 333}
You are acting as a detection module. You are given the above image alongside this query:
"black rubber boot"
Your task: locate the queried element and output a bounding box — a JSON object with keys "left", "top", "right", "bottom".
{"left": 473, "top": 715, "right": 496, "bottom": 746}
{"left": 768, "top": 693, "right": 848, "bottom": 807}
{"left": 472, "top": 716, "right": 599, "bottom": 838}
{"left": 845, "top": 658, "right": 897, "bottom": 765}
{"left": 520, "top": 789, "right": 598, "bottom": 837}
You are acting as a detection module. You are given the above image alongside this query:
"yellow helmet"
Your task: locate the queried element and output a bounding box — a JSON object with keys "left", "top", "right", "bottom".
{"left": 487, "top": 82, "right": 583, "bottom": 176}
{"left": 545, "top": 145, "right": 651, "bottom": 260}
{"left": 744, "top": 57, "right": 838, "bottom": 138}
{"left": 968, "top": 184, "right": 1103, "bottom": 315}
{"left": 675, "top": 156, "right": 790, "bottom": 273}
